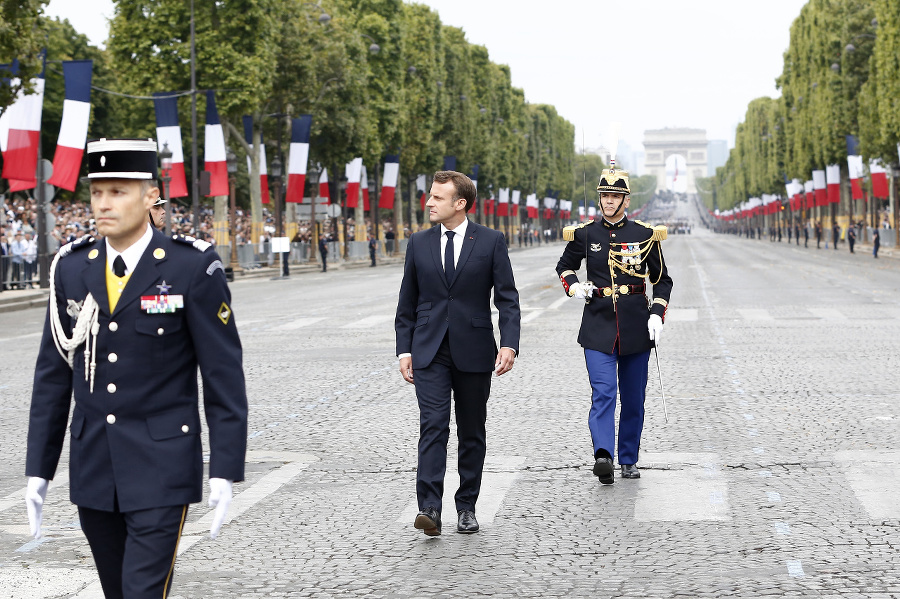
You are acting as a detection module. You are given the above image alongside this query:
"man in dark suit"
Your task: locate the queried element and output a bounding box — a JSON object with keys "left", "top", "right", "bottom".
{"left": 395, "top": 170, "right": 520, "bottom": 536}
{"left": 25, "top": 139, "right": 248, "bottom": 599}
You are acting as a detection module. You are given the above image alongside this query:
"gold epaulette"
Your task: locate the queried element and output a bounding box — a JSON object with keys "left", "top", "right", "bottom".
{"left": 634, "top": 220, "right": 668, "bottom": 242}
{"left": 563, "top": 220, "right": 593, "bottom": 242}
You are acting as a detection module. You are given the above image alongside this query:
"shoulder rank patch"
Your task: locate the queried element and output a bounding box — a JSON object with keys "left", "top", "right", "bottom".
{"left": 172, "top": 234, "right": 213, "bottom": 252}
{"left": 59, "top": 235, "right": 97, "bottom": 259}
{"left": 634, "top": 220, "right": 668, "bottom": 242}
{"left": 562, "top": 220, "right": 593, "bottom": 242}
{"left": 206, "top": 259, "right": 224, "bottom": 276}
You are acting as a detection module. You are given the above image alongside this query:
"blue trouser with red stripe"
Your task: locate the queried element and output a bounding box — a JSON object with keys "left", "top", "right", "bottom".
{"left": 584, "top": 348, "right": 650, "bottom": 465}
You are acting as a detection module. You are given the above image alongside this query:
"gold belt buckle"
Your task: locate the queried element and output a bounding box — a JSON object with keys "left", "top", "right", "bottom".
{"left": 602, "top": 287, "right": 612, "bottom": 297}
{"left": 619, "top": 285, "right": 629, "bottom": 295}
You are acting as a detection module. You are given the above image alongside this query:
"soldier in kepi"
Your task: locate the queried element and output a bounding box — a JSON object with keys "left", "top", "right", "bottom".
{"left": 555, "top": 166, "right": 673, "bottom": 484}
{"left": 25, "top": 138, "right": 248, "bottom": 598}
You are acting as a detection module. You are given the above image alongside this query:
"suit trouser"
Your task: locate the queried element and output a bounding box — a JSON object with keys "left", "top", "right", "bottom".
{"left": 585, "top": 347, "right": 650, "bottom": 465}
{"left": 415, "top": 336, "right": 491, "bottom": 514}
{"left": 78, "top": 502, "right": 187, "bottom": 599}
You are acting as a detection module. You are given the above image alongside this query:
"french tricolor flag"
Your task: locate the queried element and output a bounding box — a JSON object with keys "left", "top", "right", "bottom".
{"left": 318, "top": 167, "right": 331, "bottom": 204}
{"left": 825, "top": 164, "right": 840, "bottom": 205}
{"left": 361, "top": 164, "right": 370, "bottom": 210}
{"left": 48, "top": 60, "right": 92, "bottom": 192}
{"left": 812, "top": 169, "right": 826, "bottom": 207}
{"left": 242, "top": 115, "right": 270, "bottom": 204}
{"left": 804, "top": 180, "right": 815, "bottom": 209}
{"left": 847, "top": 154, "right": 864, "bottom": 200}
{"left": 497, "top": 188, "right": 509, "bottom": 216}
{"left": 345, "top": 157, "right": 362, "bottom": 208}
{"left": 286, "top": 115, "right": 312, "bottom": 203}
{"left": 153, "top": 93, "right": 188, "bottom": 198}
{"left": 1, "top": 61, "right": 44, "bottom": 191}
{"left": 416, "top": 174, "right": 427, "bottom": 209}
{"left": 203, "top": 91, "right": 228, "bottom": 197}
{"left": 379, "top": 155, "right": 399, "bottom": 209}
{"left": 870, "top": 160, "right": 888, "bottom": 199}
{"left": 511, "top": 190, "right": 520, "bottom": 217}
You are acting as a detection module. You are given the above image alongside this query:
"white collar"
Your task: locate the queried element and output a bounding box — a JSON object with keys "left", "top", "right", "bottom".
{"left": 106, "top": 224, "right": 154, "bottom": 276}
{"left": 441, "top": 218, "right": 468, "bottom": 238}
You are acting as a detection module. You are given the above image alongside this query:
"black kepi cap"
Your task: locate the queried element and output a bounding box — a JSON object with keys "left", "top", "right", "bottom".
{"left": 87, "top": 138, "right": 158, "bottom": 180}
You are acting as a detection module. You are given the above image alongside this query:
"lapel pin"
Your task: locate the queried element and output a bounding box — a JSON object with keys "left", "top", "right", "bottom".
{"left": 88, "top": 249, "right": 99, "bottom": 259}
{"left": 153, "top": 248, "right": 166, "bottom": 259}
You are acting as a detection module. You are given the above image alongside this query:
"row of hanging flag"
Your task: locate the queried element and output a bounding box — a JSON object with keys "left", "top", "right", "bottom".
{"left": 1, "top": 58, "right": 574, "bottom": 222}
{"left": 0, "top": 59, "right": 93, "bottom": 193}
{"left": 715, "top": 141, "right": 898, "bottom": 222}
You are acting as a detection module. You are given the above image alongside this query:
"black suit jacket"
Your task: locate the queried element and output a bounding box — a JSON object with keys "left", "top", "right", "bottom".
{"left": 26, "top": 229, "right": 248, "bottom": 512}
{"left": 395, "top": 221, "right": 520, "bottom": 372}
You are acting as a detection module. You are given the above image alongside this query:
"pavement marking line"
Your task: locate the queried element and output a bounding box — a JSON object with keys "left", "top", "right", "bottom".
{"left": 0, "top": 470, "right": 69, "bottom": 516}
{"left": 633, "top": 470, "right": 729, "bottom": 522}
{"left": 632, "top": 453, "right": 729, "bottom": 522}
{"left": 808, "top": 307, "right": 846, "bottom": 320}
{"left": 835, "top": 450, "right": 900, "bottom": 519}
{"left": 736, "top": 308, "right": 774, "bottom": 321}
{"left": 275, "top": 317, "right": 326, "bottom": 331}
{"left": 521, "top": 311, "right": 543, "bottom": 324}
{"left": 666, "top": 309, "right": 698, "bottom": 322}
{"left": 0, "top": 332, "right": 42, "bottom": 342}
{"left": 548, "top": 296, "right": 568, "bottom": 310}
{"left": 786, "top": 560, "right": 805, "bottom": 577}
{"left": 340, "top": 314, "right": 394, "bottom": 329}
{"left": 71, "top": 451, "right": 317, "bottom": 599}
{"left": 396, "top": 455, "right": 526, "bottom": 526}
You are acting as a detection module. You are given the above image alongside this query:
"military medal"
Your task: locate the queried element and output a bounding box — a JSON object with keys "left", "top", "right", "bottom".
{"left": 141, "top": 294, "right": 184, "bottom": 313}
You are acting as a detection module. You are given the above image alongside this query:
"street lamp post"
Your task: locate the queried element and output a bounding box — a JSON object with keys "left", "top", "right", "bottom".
{"left": 226, "top": 147, "right": 242, "bottom": 276}
{"left": 270, "top": 155, "right": 289, "bottom": 278}
{"left": 160, "top": 142, "right": 173, "bottom": 236}
{"left": 308, "top": 162, "right": 320, "bottom": 263}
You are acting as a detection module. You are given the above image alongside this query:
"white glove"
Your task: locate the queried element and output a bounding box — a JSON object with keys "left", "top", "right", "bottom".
{"left": 208, "top": 478, "right": 233, "bottom": 539}
{"left": 570, "top": 282, "right": 594, "bottom": 300}
{"left": 25, "top": 477, "right": 49, "bottom": 539}
{"left": 648, "top": 314, "right": 664, "bottom": 344}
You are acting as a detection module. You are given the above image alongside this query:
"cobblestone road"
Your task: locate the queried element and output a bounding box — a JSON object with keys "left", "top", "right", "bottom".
{"left": 1, "top": 207, "right": 898, "bottom": 597}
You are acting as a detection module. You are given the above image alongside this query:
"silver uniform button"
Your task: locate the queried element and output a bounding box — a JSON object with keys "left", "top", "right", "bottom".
{"left": 157, "top": 328, "right": 164, "bottom": 336}
{"left": 108, "top": 353, "right": 118, "bottom": 363}
{"left": 107, "top": 414, "right": 116, "bottom": 424}
{"left": 107, "top": 383, "right": 116, "bottom": 393}
{"left": 109, "top": 322, "right": 118, "bottom": 332}
{"left": 181, "top": 425, "right": 189, "bottom": 433}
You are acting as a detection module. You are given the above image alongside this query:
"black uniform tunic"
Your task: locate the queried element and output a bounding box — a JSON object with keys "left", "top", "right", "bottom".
{"left": 555, "top": 216, "right": 673, "bottom": 355}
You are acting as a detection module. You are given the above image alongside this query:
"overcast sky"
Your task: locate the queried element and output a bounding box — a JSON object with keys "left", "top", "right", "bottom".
{"left": 46, "top": 0, "right": 808, "bottom": 155}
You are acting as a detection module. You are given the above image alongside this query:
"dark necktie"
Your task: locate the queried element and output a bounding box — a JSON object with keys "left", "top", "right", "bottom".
{"left": 112, "top": 255, "right": 127, "bottom": 278}
{"left": 444, "top": 230, "right": 455, "bottom": 284}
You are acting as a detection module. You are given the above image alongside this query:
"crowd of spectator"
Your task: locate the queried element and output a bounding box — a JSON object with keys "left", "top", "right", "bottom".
{"left": 1, "top": 195, "right": 401, "bottom": 289}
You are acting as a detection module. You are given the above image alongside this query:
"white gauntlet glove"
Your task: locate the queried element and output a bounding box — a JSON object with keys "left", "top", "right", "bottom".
{"left": 569, "top": 282, "right": 594, "bottom": 300}
{"left": 648, "top": 314, "right": 664, "bottom": 344}
{"left": 208, "top": 478, "right": 233, "bottom": 539}
{"left": 25, "top": 477, "right": 49, "bottom": 539}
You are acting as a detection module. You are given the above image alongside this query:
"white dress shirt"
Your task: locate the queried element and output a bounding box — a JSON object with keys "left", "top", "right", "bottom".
{"left": 440, "top": 218, "right": 468, "bottom": 271}
{"left": 106, "top": 224, "right": 154, "bottom": 276}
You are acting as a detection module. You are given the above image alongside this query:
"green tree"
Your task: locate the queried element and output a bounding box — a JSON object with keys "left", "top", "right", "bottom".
{"left": 0, "top": 0, "right": 47, "bottom": 114}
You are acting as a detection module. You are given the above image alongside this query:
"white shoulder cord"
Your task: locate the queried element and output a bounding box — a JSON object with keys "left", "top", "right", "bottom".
{"left": 48, "top": 244, "right": 101, "bottom": 393}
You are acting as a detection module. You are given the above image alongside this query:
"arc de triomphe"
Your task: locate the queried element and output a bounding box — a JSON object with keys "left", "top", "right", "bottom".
{"left": 643, "top": 128, "right": 708, "bottom": 194}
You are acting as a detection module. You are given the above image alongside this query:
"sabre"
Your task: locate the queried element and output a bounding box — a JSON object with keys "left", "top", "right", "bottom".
{"left": 653, "top": 344, "right": 668, "bottom": 423}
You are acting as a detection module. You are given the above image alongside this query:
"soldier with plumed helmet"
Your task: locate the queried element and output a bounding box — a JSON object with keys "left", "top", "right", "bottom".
{"left": 24, "top": 138, "right": 248, "bottom": 598}
{"left": 555, "top": 165, "right": 673, "bottom": 484}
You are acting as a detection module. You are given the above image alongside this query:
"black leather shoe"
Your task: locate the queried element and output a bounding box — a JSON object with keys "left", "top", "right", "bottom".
{"left": 621, "top": 464, "right": 640, "bottom": 479}
{"left": 593, "top": 457, "right": 614, "bottom": 485}
{"left": 457, "top": 510, "right": 479, "bottom": 534}
{"left": 414, "top": 507, "right": 441, "bottom": 536}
